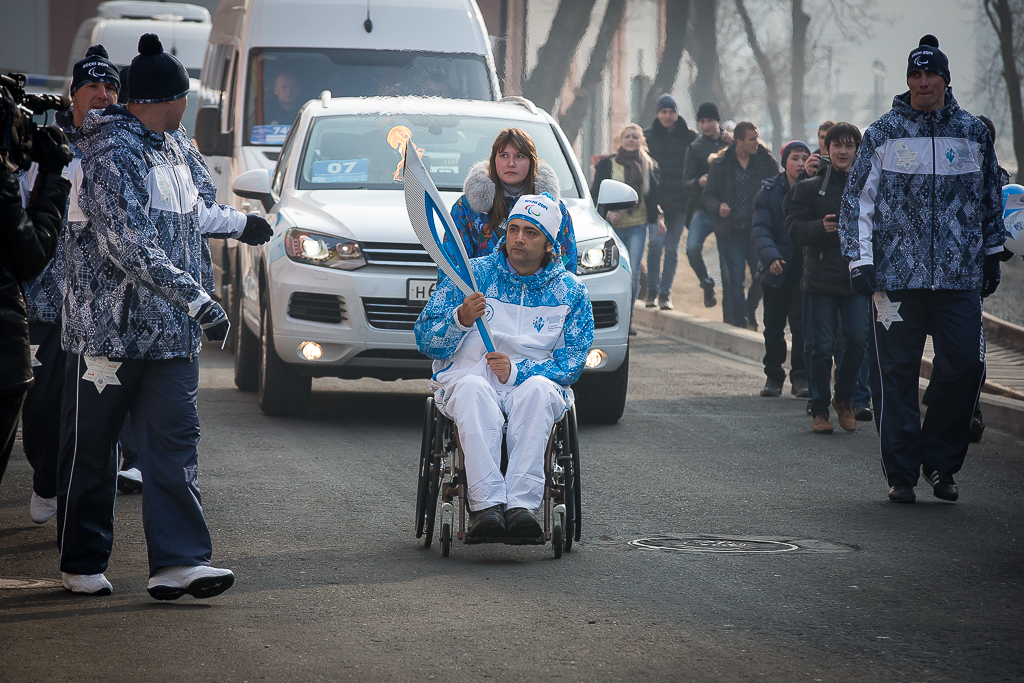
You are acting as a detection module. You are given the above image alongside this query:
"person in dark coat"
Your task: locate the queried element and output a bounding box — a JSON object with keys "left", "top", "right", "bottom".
{"left": 643, "top": 93, "right": 696, "bottom": 309}
{"left": 702, "top": 121, "right": 778, "bottom": 329}
{"left": 682, "top": 102, "right": 728, "bottom": 307}
{"left": 751, "top": 140, "right": 810, "bottom": 398}
{"left": 788, "top": 122, "right": 868, "bottom": 435}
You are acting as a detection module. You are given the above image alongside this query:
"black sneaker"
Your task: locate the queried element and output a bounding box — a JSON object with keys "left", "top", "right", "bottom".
{"left": 702, "top": 281, "right": 716, "bottom": 308}
{"left": 644, "top": 295, "right": 657, "bottom": 308}
{"left": 467, "top": 505, "right": 506, "bottom": 538}
{"left": 760, "top": 378, "right": 783, "bottom": 397}
{"left": 922, "top": 466, "right": 959, "bottom": 502}
{"left": 887, "top": 485, "right": 916, "bottom": 503}
{"left": 791, "top": 379, "right": 810, "bottom": 398}
{"left": 854, "top": 406, "right": 874, "bottom": 421}
{"left": 969, "top": 410, "right": 985, "bottom": 442}
{"left": 504, "top": 507, "right": 542, "bottom": 539}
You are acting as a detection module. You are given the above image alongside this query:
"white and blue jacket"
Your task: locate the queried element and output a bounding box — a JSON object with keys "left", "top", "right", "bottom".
{"left": 414, "top": 240, "right": 594, "bottom": 405}
{"left": 838, "top": 90, "right": 1006, "bottom": 291}
{"left": 63, "top": 105, "right": 245, "bottom": 359}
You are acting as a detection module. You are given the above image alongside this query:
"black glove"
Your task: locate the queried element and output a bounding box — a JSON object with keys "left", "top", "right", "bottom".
{"left": 238, "top": 214, "right": 273, "bottom": 246}
{"left": 850, "top": 264, "right": 877, "bottom": 297}
{"left": 981, "top": 254, "right": 1001, "bottom": 298}
{"left": 193, "top": 299, "right": 230, "bottom": 343}
{"left": 31, "top": 126, "right": 73, "bottom": 174}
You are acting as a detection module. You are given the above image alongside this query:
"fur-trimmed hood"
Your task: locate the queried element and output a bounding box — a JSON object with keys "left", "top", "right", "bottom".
{"left": 462, "top": 160, "right": 561, "bottom": 214}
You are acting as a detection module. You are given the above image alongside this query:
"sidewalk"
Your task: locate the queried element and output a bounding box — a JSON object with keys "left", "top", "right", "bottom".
{"left": 632, "top": 236, "right": 1024, "bottom": 439}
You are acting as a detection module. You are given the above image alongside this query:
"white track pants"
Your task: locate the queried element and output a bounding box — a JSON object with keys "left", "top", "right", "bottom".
{"left": 437, "top": 374, "right": 566, "bottom": 512}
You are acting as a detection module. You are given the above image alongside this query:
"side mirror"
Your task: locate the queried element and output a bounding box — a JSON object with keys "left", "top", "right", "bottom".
{"left": 194, "top": 106, "right": 233, "bottom": 156}
{"left": 232, "top": 168, "right": 273, "bottom": 212}
{"left": 596, "top": 179, "right": 639, "bottom": 210}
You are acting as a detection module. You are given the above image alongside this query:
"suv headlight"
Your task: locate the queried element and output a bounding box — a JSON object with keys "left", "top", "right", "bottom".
{"left": 284, "top": 228, "right": 366, "bottom": 270}
{"left": 576, "top": 238, "right": 619, "bottom": 275}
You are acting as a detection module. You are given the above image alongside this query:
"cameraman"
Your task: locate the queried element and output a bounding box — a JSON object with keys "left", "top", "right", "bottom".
{"left": 0, "top": 97, "right": 72, "bottom": 489}
{"left": 19, "top": 46, "right": 120, "bottom": 524}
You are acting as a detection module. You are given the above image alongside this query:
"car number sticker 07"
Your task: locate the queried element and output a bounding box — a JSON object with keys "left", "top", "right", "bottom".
{"left": 407, "top": 279, "right": 437, "bottom": 302}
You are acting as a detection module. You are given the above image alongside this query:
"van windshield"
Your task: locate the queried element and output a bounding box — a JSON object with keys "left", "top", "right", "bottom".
{"left": 245, "top": 48, "right": 493, "bottom": 146}
{"left": 296, "top": 114, "right": 580, "bottom": 199}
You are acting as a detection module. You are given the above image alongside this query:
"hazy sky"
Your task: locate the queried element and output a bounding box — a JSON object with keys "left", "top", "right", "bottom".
{"left": 824, "top": 0, "right": 979, "bottom": 107}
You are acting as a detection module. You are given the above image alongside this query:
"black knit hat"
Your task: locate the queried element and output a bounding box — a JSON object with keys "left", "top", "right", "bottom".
{"left": 117, "top": 65, "right": 131, "bottom": 103}
{"left": 907, "top": 34, "right": 950, "bottom": 84}
{"left": 696, "top": 102, "right": 720, "bottom": 122}
{"left": 128, "top": 33, "right": 189, "bottom": 103}
{"left": 70, "top": 44, "right": 120, "bottom": 96}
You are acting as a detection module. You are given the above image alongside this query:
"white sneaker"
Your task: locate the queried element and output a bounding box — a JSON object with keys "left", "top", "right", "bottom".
{"left": 30, "top": 491, "right": 57, "bottom": 524}
{"left": 116, "top": 467, "right": 143, "bottom": 494}
{"left": 147, "top": 565, "right": 234, "bottom": 601}
{"left": 62, "top": 572, "right": 113, "bottom": 595}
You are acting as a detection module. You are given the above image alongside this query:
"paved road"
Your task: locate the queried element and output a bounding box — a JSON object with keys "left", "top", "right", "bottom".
{"left": 1, "top": 332, "right": 1022, "bottom": 682}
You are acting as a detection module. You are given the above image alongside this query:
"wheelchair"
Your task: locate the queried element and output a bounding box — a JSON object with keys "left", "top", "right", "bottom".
{"left": 415, "top": 396, "right": 581, "bottom": 558}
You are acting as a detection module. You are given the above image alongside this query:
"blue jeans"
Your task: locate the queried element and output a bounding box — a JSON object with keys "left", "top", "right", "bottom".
{"left": 614, "top": 224, "right": 649, "bottom": 302}
{"left": 807, "top": 292, "right": 870, "bottom": 414}
{"left": 647, "top": 211, "right": 686, "bottom": 297}
{"left": 717, "top": 231, "right": 749, "bottom": 327}
{"left": 686, "top": 210, "right": 716, "bottom": 288}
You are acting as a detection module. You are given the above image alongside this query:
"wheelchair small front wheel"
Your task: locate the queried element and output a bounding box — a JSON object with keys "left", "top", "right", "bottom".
{"left": 552, "top": 513, "right": 564, "bottom": 559}
{"left": 440, "top": 522, "right": 452, "bottom": 557}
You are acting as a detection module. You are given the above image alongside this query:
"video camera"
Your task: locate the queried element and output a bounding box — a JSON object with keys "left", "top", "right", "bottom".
{"left": 0, "top": 72, "right": 71, "bottom": 174}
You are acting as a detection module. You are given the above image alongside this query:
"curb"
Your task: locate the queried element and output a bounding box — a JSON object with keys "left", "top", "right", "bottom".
{"left": 633, "top": 305, "right": 1024, "bottom": 440}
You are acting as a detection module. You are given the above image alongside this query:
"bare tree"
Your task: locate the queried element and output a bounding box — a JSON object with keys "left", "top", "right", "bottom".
{"left": 522, "top": 0, "right": 599, "bottom": 113}
{"left": 984, "top": 0, "right": 1024, "bottom": 182}
{"left": 559, "top": 0, "right": 627, "bottom": 143}
{"left": 735, "top": 0, "right": 785, "bottom": 152}
{"left": 639, "top": 0, "right": 692, "bottom": 124}
{"left": 689, "top": 0, "right": 727, "bottom": 114}
{"left": 791, "top": 0, "right": 811, "bottom": 142}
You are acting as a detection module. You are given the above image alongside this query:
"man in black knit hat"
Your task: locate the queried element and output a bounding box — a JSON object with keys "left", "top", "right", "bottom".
{"left": 839, "top": 35, "right": 1007, "bottom": 504}
{"left": 57, "top": 34, "right": 272, "bottom": 598}
{"left": 683, "top": 102, "right": 728, "bottom": 309}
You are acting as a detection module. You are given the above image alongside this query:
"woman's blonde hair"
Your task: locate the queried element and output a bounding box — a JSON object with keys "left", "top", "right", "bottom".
{"left": 614, "top": 122, "right": 657, "bottom": 195}
{"left": 486, "top": 128, "right": 539, "bottom": 236}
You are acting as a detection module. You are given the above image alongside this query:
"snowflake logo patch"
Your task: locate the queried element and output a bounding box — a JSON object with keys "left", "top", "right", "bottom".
{"left": 82, "top": 356, "right": 122, "bottom": 393}
{"left": 533, "top": 316, "right": 545, "bottom": 332}
{"left": 893, "top": 141, "right": 920, "bottom": 172}
{"left": 873, "top": 292, "right": 903, "bottom": 330}
{"left": 30, "top": 345, "right": 41, "bottom": 368}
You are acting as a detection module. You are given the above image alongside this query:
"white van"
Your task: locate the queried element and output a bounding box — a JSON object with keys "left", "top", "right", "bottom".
{"left": 66, "top": 1, "right": 212, "bottom": 77}
{"left": 193, "top": 0, "right": 500, "bottom": 345}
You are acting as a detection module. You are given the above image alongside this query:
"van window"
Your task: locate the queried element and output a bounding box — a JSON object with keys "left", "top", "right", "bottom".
{"left": 244, "top": 48, "right": 493, "bottom": 146}
{"left": 295, "top": 114, "right": 580, "bottom": 199}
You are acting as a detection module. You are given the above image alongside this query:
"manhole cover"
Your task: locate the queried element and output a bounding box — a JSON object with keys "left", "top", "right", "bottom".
{"left": 629, "top": 536, "right": 800, "bottom": 553}
{"left": 0, "top": 578, "right": 62, "bottom": 589}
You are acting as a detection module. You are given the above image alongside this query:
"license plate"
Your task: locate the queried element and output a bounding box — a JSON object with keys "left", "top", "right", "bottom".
{"left": 407, "top": 279, "right": 436, "bottom": 303}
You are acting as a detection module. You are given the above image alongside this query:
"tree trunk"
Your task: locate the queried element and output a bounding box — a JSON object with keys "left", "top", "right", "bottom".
{"left": 559, "top": 0, "right": 627, "bottom": 143}
{"left": 790, "top": 0, "right": 810, "bottom": 143}
{"left": 735, "top": 0, "right": 784, "bottom": 153}
{"left": 985, "top": 0, "right": 1024, "bottom": 183}
{"left": 689, "top": 0, "right": 724, "bottom": 114}
{"left": 522, "top": 0, "right": 599, "bottom": 113}
{"left": 639, "top": 0, "right": 692, "bottom": 125}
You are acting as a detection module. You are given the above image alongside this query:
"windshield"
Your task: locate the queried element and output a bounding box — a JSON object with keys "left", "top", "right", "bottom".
{"left": 295, "top": 114, "right": 580, "bottom": 198}
{"left": 245, "top": 48, "right": 493, "bottom": 146}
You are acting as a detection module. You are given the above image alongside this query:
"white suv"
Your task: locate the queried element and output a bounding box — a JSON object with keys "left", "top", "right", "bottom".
{"left": 231, "top": 96, "right": 633, "bottom": 423}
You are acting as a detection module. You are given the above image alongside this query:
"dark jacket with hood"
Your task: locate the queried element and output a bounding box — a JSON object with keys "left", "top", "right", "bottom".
{"left": 702, "top": 144, "right": 779, "bottom": 238}
{"left": 750, "top": 171, "right": 801, "bottom": 288}
{"left": 838, "top": 89, "right": 1006, "bottom": 291}
{"left": 683, "top": 134, "right": 728, "bottom": 216}
{"left": 0, "top": 167, "right": 70, "bottom": 389}
{"left": 787, "top": 162, "right": 853, "bottom": 296}
{"left": 644, "top": 117, "right": 696, "bottom": 215}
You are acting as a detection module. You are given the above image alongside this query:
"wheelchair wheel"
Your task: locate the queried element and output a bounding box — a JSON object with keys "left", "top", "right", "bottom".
{"left": 441, "top": 521, "right": 452, "bottom": 557}
{"left": 560, "top": 414, "right": 575, "bottom": 553}
{"left": 552, "top": 512, "right": 564, "bottom": 559}
{"left": 423, "top": 457, "right": 441, "bottom": 549}
{"left": 568, "top": 405, "right": 582, "bottom": 544}
{"left": 415, "top": 398, "right": 436, "bottom": 538}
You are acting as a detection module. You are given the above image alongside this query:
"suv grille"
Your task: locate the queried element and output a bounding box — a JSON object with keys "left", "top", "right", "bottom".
{"left": 361, "top": 242, "right": 435, "bottom": 267}
{"left": 362, "top": 298, "right": 426, "bottom": 331}
{"left": 592, "top": 301, "right": 617, "bottom": 329}
{"left": 288, "top": 292, "right": 347, "bottom": 324}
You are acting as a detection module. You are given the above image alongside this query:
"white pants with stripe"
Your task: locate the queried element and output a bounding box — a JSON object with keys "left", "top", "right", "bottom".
{"left": 437, "top": 374, "right": 567, "bottom": 512}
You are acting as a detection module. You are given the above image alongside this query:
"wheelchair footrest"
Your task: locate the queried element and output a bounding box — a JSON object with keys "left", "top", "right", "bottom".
{"left": 464, "top": 535, "right": 546, "bottom": 546}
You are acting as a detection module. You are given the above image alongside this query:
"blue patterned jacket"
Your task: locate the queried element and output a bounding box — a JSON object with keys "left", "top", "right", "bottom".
{"left": 838, "top": 90, "right": 1006, "bottom": 291}
{"left": 414, "top": 238, "right": 594, "bottom": 402}
{"left": 62, "top": 105, "right": 244, "bottom": 359}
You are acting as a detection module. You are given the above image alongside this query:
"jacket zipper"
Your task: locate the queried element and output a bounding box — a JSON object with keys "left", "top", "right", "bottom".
{"left": 930, "top": 112, "right": 936, "bottom": 289}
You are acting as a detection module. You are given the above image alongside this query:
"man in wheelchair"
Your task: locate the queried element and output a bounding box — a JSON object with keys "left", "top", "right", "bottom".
{"left": 415, "top": 194, "right": 594, "bottom": 540}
